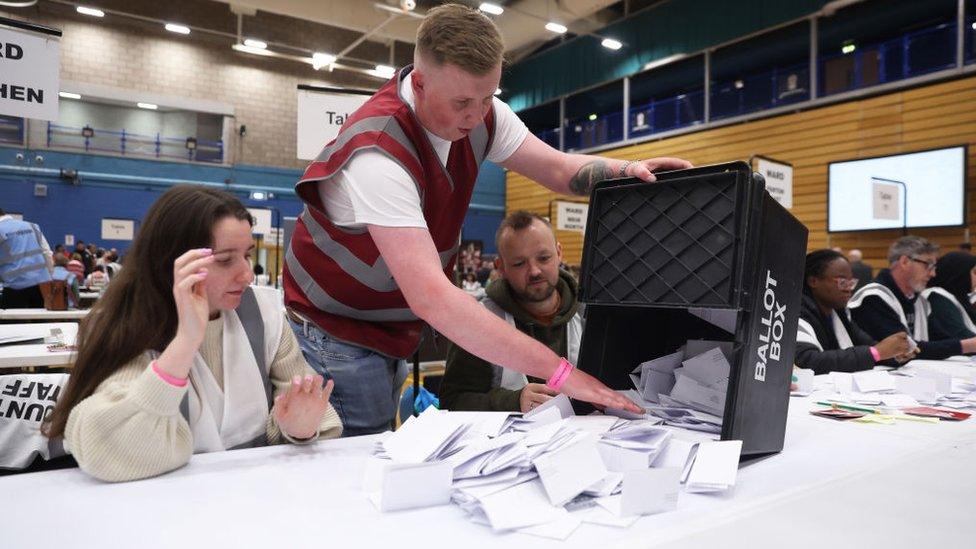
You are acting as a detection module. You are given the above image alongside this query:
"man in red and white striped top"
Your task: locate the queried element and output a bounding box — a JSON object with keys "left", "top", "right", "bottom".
{"left": 285, "top": 4, "right": 690, "bottom": 435}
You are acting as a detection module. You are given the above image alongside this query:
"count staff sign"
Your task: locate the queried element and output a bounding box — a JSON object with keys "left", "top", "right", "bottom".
{"left": 296, "top": 85, "right": 372, "bottom": 160}
{"left": 0, "top": 18, "right": 61, "bottom": 122}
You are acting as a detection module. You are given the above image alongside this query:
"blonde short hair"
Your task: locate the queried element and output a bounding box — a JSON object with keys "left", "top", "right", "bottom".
{"left": 416, "top": 3, "right": 504, "bottom": 75}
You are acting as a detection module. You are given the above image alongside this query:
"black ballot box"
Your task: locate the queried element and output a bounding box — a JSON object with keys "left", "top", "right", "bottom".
{"left": 576, "top": 161, "right": 808, "bottom": 457}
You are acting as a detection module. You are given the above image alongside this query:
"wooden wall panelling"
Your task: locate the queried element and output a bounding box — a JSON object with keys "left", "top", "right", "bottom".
{"left": 507, "top": 75, "right": 976, "bottom": 270}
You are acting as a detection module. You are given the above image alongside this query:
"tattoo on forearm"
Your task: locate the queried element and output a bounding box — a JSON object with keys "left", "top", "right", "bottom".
{"left": 568, "top": 160, "right": 615, "bottom": 196}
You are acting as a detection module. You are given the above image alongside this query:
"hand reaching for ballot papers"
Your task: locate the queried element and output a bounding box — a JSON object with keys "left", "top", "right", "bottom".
{"left": 561, "top": 368, "right": 644, "bottom": 413}
{"left": 274, "top": 374, "right": 334, "bottom": 440}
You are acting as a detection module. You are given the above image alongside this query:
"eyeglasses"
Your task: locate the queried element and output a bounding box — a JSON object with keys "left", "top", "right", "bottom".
{"left": 832, "top": 277, "right": 859, "bottom": 291}
{"left": 910, "top": 257, "right": 937, "bottom": 272}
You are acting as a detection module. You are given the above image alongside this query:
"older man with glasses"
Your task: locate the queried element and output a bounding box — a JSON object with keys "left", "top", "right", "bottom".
{"left": 849, "top": 235, "right": 976, "bottom": 359}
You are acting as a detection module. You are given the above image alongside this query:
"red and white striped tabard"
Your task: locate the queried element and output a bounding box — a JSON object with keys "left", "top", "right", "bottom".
{"left": 284, "top": 66, "right": 496, "bottom": 358}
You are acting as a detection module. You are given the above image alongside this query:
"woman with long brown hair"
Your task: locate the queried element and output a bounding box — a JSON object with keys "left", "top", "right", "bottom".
{"left": 45, "top": 185, "right": 341, "bottom": 482}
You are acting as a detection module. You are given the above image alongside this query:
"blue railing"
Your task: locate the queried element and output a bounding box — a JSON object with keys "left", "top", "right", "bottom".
{"left": 819, "top": 22, "right": 959, "bottom": 96}
{"left": 0, "top": 116, "right": 24, "bottom": 146}
{"left": 46, "top": 123, "right": 224, "bottom": 163}
{"left": 711, "top": 64, "right": 810, "bottom": 121}
{"left": 629, "top": 90, "right": 705, "bottom": 138}
{"left": 564, "top": 109, "right": 625, "bottom": 151}
{"left": 531, "top": 18, "right": 974, "bottom": 151}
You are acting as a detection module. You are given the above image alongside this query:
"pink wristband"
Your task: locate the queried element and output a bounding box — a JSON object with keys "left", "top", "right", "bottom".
{"left": 869, "top": 346, "right": 881, "bottom": 362}
{"left": 152, "top": 360, "right": 188, "bottom": 387}
{"left": 546, "top": 358, "right": 575, "bottom": 391}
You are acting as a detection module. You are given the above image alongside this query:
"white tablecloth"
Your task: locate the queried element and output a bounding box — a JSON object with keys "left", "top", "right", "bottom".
{"left": 1, "top": 361, "right": 974, "bottom": 548}
{"left": 0, "top": 322, "right": 77, "bottom": 369}
{"left": 0, "top": 308, "right": 89, "bottom": 321}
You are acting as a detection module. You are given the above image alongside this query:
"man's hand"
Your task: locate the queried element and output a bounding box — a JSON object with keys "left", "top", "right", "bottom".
{"left": 560, "top": 368, "right": 643, "bottom": 413}
{"left": 519, "top": 383, "right": 557, "bottom": 413}
{"left": 624, "top": 157, "right": 694, "bottom": 182}
{"left": 501, "top": 132, "right": 693, "bottom": 197}
{"left": 567, "top": 157, "right": 693, "bottom": 195}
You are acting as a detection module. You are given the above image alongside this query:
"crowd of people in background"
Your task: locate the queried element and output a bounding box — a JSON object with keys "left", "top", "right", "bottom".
{"left": 52, "top": 241, "right": 124, "bottom": 294}
{"left": 0, "top": 207, "right": 129, "bottom": 309}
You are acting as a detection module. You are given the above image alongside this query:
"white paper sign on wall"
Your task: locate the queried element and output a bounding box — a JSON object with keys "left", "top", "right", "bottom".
{"left": 0, "top": 21, "right": 61, "bottom": 121}
{"left": 296, "top": 85, "right": 372, "bottom": 160}
{"left": 754, "top": 156, "right": 793, "bottom": 209}
{"left": 555, "top": 201, "right": 589, "bottom": 233}
{"left": 248, "top": 208, "right": 273, "bottom": 236}
{"left": 101, "top": 219, "right": 134, "bottom": 241}
{"left": 872, "top": 180, "right": 900, "bottom": 221}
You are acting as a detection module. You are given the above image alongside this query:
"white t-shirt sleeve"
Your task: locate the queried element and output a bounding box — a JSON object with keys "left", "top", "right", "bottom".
{"left": 486, "top": 97, "right": 529, "bottom": 164}
{"left": 317, "top": 150, "right": 428, "bottom": 229}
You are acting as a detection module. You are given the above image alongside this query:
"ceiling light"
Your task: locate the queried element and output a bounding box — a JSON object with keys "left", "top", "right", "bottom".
{"left": 312, "top": 52, "right": 336, "bottom": 70}
{"left": 601, "top": 38, "right": 622, "bottom": 50}
{"left": 588, "top": 113, "right": 597, "bottom": 121}
{"left": 841, "top": 40, "right": 856, "bottom": 55}
{"left": 545, "top": 22, "right": 567, "bottom": 34}
{"left": 232, "top": 44, "right": 273, "bottom": 56}
{"left": 165, "top": 23, "right": 190, "bottom": 35}
{"left": 243, "top": 38, "right": 267, "bottom": 49}
{"left": 58, "top": 91, "right": 81, "bottom": 99}
{"left": 76, "top": 6, "right": 104, "bottom": 17}
{"left": 972, "top": 22, "right": 976, "bottom": 30}
{"left": 734, "top": 79, "right": 744, "bottom": 89}
{"left": 372, "top": 64, "right": 396, "bottom": 78}
{"left": 494, "top": 88, "right": 502, "bottom": 95}
{"left": 137, "top": 102, "right": 158, "bottom": 110}
{"left": 478, "top": 3, "right": 504, "bottom": 15}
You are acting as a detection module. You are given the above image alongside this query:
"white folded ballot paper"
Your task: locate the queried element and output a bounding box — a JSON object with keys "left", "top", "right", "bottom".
{"left": 621, "top": 467, "right": 682, "bottom": 515}
{"left": 363, "top": 457, "right": 453, "bottom": 511}
{"left": 684, "top": 440, "right": 743, "bottom": 493}
{"left": 533, "top": 432, "right": 608, "bottom": 506}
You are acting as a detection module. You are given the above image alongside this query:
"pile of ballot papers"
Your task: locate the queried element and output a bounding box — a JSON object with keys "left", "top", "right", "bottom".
{"left": 624, "top": 339, "right": 732, "bottom": 434}
{"left": 800, "top": 364, "right": 976, "bottom": 423}
{"left": 364, "top": 395, "right": 744, "bottom": 541}
{"left": 824, "top": 366, "right": 976, "bottom": 408}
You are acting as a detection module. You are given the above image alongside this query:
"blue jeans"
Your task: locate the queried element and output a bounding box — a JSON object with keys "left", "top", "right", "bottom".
{"left": 289, "top": 318, "right": 408, "bottom": 437}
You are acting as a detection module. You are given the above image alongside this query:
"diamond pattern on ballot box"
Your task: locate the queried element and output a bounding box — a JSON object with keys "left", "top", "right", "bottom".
{"left": 586, "top": 176, "right": 737, "bottom": 307}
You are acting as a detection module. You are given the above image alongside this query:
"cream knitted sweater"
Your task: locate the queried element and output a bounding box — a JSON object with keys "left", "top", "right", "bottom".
{"left": 65, "top": 313, "right": 342, "bottom": 482}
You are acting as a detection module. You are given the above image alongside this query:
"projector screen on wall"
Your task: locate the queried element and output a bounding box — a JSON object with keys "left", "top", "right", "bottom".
{"left": 827, "top": 146, "right": 967, "bottom": 232}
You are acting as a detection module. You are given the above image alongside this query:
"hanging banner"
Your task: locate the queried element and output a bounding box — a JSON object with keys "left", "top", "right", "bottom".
{"left": 751, "top": 155, "right": 793, "bottom": 209}
{"left": 296, "top": 85, "right": 373, "bottom": 160}
{"left": 0, "top": 18, "right": 62, "bottom": 122}
{"left": 554, "top": 201, "right": 589, "bottom": 233}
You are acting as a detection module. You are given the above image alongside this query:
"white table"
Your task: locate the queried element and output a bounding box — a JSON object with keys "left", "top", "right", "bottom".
{"left": 0, "top": 322, "right": 77, "bottom": 369}
{"left": 1, "top": 361, "right": 974, "bottom": 548}
{"left": 0, "top": 308, "right": 89, "bottom": 321}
